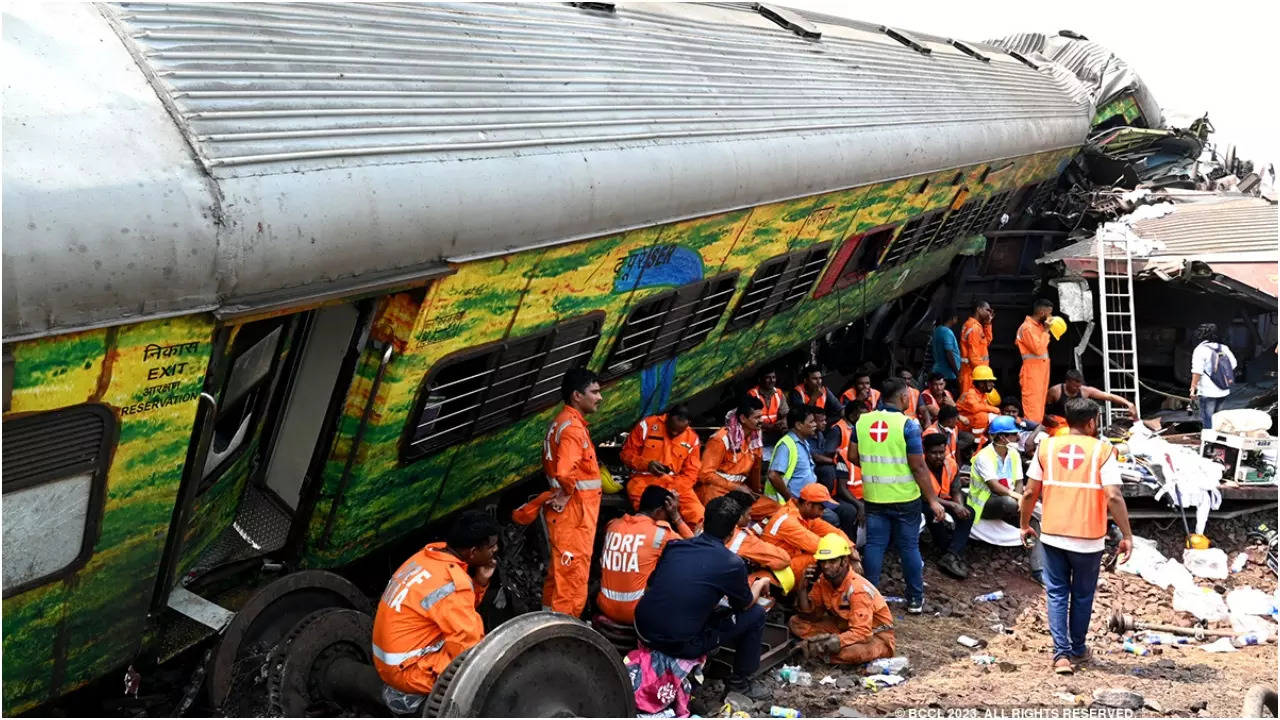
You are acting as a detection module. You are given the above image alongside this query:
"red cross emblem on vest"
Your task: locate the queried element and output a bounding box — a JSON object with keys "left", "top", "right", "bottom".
{"left": 869, "top": 421, "right": 889, "bottom": 442}
{"left": 1057, "top": 443, "right": 1086, "bottom": 470}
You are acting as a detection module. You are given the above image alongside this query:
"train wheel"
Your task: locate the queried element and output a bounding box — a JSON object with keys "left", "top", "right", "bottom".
{"left": 422, "top": 612, "right": 634, "bottom": 717}
{"left": 205, "top": 570, "right": 371, "bottom": 712}
{"left": 266, "top": 608, "right": 383, "bottom": 717}
{"left": 1243, "top": 685, "right": 1278, "bottom": 717}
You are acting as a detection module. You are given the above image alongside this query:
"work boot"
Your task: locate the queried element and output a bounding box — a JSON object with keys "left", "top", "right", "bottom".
{"left": 937, "top": 553, "right": 969, "bottom": 579}
{"left": 907, "top": 599, "right": 924, "bottom": 615}
{"left": 726, "top": 677, "right": 772, "bottom": 701}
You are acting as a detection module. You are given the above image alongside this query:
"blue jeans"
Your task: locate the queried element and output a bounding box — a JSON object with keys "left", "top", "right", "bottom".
{"left": 1041, "top": 543, "right": 1103, "bottom": 660}
{"left": 822, "top": 501, "right": 860, "bottom": 540}
{"left": 1199, "top": 395, "right": 1226, "bottom": 428}
{"left": 863, "top": 499, "right": 924, "bottom": 604}
{"left": 923, "top": 506, "right": 974, "bottom": 556}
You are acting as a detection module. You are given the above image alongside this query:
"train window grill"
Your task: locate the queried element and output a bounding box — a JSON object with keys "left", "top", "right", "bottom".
{"left": 603, "top": 273, "right": 739, "bottom": 378}
{"left": 727, "top": 246, "right": 829, "bottom": 331}
{"left": 405, "top": 313, "right": 603, "bottom": 460}
{"left": 927, "top": 201, "right": 982, "bottom": 251}
{"left": 3, "top": 405, "right": 113, "bottom": 595}
{"left": 880, "top": 211, "right": 946, "bottom": 268}
{"left": 974, "top": 191, "right": 1014, "bottom": 233}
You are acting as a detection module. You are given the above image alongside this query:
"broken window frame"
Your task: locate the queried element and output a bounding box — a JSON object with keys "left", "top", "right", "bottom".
{"left": 601, "top": 272, "right": 740, "bottom": 379}
{"left": 813, "top": 226, "right": 896, "bottom": 298}
{"left": 725, "top": 245, "right": 831, "bottom": 331}
{"left": 402, "top": 312, "right": 605, "bottom": 461}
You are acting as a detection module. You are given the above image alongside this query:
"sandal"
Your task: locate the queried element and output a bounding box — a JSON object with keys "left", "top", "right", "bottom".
{"left": 1053, "top": 657, "right": 1075, "bottom": 675}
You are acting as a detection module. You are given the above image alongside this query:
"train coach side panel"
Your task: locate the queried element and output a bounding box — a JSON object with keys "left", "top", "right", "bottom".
{"left": 2, "top": 316, "right": 212, "bottom": 714}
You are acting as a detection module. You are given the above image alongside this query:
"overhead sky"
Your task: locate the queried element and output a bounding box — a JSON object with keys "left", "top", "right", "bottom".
{"left": 783, "top": 0, "right": 1277, "bottom": 171}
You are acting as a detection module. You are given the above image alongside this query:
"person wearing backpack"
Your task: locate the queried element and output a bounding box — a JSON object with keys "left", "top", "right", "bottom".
{"left": 1190, "top": 323, "right": 1237, "bottom": 429}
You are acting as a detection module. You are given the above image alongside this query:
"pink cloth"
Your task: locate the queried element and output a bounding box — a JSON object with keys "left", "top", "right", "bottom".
{"left": 625, "top": 645, "right": 705, "bottom": 717}
{"left": 724, "top": 409, "right": 763, "bottom": 454}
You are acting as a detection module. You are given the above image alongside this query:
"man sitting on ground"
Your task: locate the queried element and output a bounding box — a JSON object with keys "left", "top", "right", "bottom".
{"left": 622, "top": 404, "right": 703, "bottom": 527}
{"left": 759, "top": 404, "right": 821, "bottom": 520}
{"left": 920, "top": 372, "right": 956, "bottom": 426}
{"left": 923, "top": 404, "right": 960, "bottom": 460}
{"left": 840, "top": 371, "right": 881, "bottom": 413}
{"left": 596, "top": 486, "right": 691, "bottom": 624}
{"left": 372, "top": 511, "right": 500, "bottom": 714}
{"left": 957, "top": 365, "right": 1002, "bottom": 445}
{"left": 696, "top": 396, "right": 765, "bottom": 505}
{"left": 635, "top": 497, "right": 772, "bottom": 700}
{"left": 722, "top": 490, "right": 793, "bottom": 574}
{"left": 922, "top": 433, "right": 973, "bottom": 579}
{"left": 790, "top": 534, "right": 895, "bottom": 665}
{"left": 810, "top": 409, "right": 859, "bottom": 539}
{"left": 760, "top": 483, "right": 849, "bottom": 579}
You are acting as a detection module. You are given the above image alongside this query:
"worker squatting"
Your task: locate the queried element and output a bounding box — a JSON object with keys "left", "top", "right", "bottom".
{"left": 369, "top": 299, "right": 1138, "bottom": 710}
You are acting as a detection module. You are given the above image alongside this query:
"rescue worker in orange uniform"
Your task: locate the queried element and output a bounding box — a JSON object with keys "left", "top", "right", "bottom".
{"left": 790, "top": 534, "right": 895, "bottom": 664}
{"left": 922, "top": 432, "right": 972, "bottom": 579}
{"left": 372, "top": 510, "right": 500, "bottom": 713}
{"left": 760, "top": 483, "right": 849, "bottom": 579}
{"left": 922, "top": 404, "right": 960, "bottom": 460}
{"left": 622, "top": 404, "right": 704, "bottom": 526}
{"left": 831, "top": 400, "right": 864, "bottom": 502}
{"left": 541, "top": 368, "right": 605, "bottom": 617}
{"left": 840, "top": 371, "right": 880, "bottom": 413}
{"left": 749, "top": 367, "right": 789, "bottom": 453}
{"left": 790, "top": 364, "right": 841, "bottom": 423}
{"left": 722, "top": 490, "right": 793, "bottom": 573}
{"left": 595, "top": 486, "right": 691, "bottom": 624}
{"left": 956, "top": 365, "right": 1002, "bottom": 444}
{"left": 896, "top": 369, "right": 922, "bottom": 420}
{"left": 959, "top": 301, "right": 994, "bottom": 395}
{"left": 1020, "top": 397, "right": 1133, "bottom": 675}
{"left": 1016, "top": 299, "right": 1055, "bottom": 423}
{"left": 919, "top": 372, "right": 956, "bottom": 426}
{"left": 696, "top": 396, "right": 764, "bottom": 505}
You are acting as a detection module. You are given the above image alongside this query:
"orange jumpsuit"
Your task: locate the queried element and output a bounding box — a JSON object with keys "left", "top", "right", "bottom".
{"left": 922, "top": 422, "right": 958, "bottom": 460}
{"left": 1016, "top": 316, "right": 1052, "bottom": 423}
{"left": 372, "top": 542, "right": 487, "bottom": 695}
{"left": 760, "top": 499, "right": 848, "bottom": 578}
{"left": 596, "top": 513, "right": 689, "bottom": 623}
{"left": 725, "top": 524, "right": 792, "bottom": 571}
{"left": 542, "top": 405, "right": 603, "bottom": 616}
{"left": 956, "top": 389, "right": 1001, "bottom": 443}
{"left": 840, "top": 387, "right": 881, "bottom": 413}
{"left": 622, "top": 414, "right": 704, "bottom": 526}
{"left": 695, "top": 427, "right": 762, "bottom": 505}
{"left": 831, "top": 418, "right": 861, "bottom": 500}
{"left": 958, "top": 317, "right": 993, "bottom": 395}
{"left": 788, "top": 569, "right": 896, "bottom": 664}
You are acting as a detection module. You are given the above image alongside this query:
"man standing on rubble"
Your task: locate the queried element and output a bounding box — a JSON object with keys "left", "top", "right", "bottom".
{"left": 849, "top": 378, "right": 946, "bottom": 614}
{"left": 791, "top": 534, "right": 895, "bottom": 665}
{"left": 1020, "top": 397, "right": 1133, "bottom": 675}
{"left": 540, "top": 368, "right": 604, "bottom": 617}
{"left": 1016, "top": 299, "right": 1055, "bottom": 423}
{"left": 1189, "top": 322, "right": 1237, "bottom": 429}
{"left": 959, "top": 301, "right": 994, "bottom": 395}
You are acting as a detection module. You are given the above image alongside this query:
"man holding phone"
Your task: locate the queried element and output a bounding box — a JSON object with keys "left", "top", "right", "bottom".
{"left": 622, "top": 404, "right": 704, "bottom": 527}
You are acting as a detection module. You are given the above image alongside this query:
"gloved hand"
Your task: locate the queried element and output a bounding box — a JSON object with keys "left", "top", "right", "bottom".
{"left": 800, "top": 633, "right": 840, "bottom": 660}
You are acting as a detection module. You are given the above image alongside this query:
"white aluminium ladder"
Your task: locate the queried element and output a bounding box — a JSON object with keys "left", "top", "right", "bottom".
{"left": 1096, "top": 236, "right": 1142, "bottom": 425}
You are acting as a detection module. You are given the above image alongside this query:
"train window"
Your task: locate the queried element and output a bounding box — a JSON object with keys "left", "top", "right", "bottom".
{"left": 812, "top": 227, "right": 893, "bottom": 298}
{"left": 404, "top": 313, "right": 603, "bottom": 460}
{"left": 879, "top": 211, "right": 946, "bottom": 268}
{"left": 928, "top": 200, "right": 983, "bottom": 251}
{"left": 603, "top": 273, "right": 739, "bottom": 378}
{"left": 2, "top": 405, "right": 113, "bottom": 596}
{"left": 202, "top": 321, "right": 285, "bottom": 480}
{"left": 972, "top": 191, "right": 1014, "bottom": 234}
{"left": 727, "top": 246, "right": 829, "bottom": 331}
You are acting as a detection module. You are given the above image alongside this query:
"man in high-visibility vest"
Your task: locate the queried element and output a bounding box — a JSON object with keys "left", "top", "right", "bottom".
{"left": 959, "top": 301, "right": 994, "bottom": 395}
{"left": 622, "top": 404, "right": 704, "bottom": 527}
{"left": 749, "top": 367, "right": 789, "bottom": 459}
{"left": 595, "top": 486, "right": 691, "bottom": 624}
{"left": 921, "top": 433, "right": 972, "bottom": 579}
{"left": 791, "top": 534, "right": 895, "bottom": 665}
{"left": 696, "top": 396, "right": 764, "bottom": 505}
{"left": 840, "top": 371, "right": 880, "bottom": 413}
{"left": 790, "top": 364, "right": 841, "bottom": 424}
{"left": 372, "top": 510, "right": 500, "bottom": 713}
{"left": 1020, "top": 397, "right": 1133, "bottom": 675}
{"left": 763, "top": 404, "right": 820, "bottom": 513}
{"left": 956, "top": 365, "right": 1002, "bottom": 443}
{"left": 1016, "top": 299, "right": 1055, "bottom": 423}
{"left": 541, "top": 368, "right": 605, "bottom": 616}
{"left": 969, "top": 415, "right": 1045, "bottom": 585}
{"left": 848, "top": 378, "right": 945, "bottom": 614}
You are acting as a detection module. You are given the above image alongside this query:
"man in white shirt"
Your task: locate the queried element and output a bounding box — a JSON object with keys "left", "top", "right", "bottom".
{"left": 1189, "top": 322, "right": 1236, "bottom": 429}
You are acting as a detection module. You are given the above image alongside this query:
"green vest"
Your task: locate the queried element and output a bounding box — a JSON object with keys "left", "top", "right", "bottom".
{"left": 965, "top": 443, "right": 1022, "bottom": 522}
{"left": 855, "top": 410, "right": 919, "bottom": 503}
{"left": 766, "top": 434, "right": 801, "bottom": 501}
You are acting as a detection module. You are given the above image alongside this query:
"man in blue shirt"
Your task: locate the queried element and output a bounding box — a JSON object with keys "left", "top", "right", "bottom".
{"left": 635, "top": 496, "right": 771, "bottom": 700}
{"left": 767, "top": 405, "right": 818, "bottom": 502}
{"left": 930, "top": 312, "right": 962, "bottom": 396}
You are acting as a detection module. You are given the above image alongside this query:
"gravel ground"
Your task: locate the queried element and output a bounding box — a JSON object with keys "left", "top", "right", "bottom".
{"left": 718, "top": 516, "right": 1277, "bottom": 719}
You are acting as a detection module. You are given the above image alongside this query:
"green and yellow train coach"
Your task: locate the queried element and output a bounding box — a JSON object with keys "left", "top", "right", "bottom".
{"left": 2, "top": 2, "right": 1093, "bottom": 713}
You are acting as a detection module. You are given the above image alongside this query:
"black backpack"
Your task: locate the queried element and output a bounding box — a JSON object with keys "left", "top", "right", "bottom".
{"left": 1207, "top": 343, "right": 1235, "bottom": 389}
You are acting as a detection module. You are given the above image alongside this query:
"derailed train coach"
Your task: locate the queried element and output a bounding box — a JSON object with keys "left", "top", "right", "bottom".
{"left": 2, "top": 2, "right": 1093, "bottom": 713}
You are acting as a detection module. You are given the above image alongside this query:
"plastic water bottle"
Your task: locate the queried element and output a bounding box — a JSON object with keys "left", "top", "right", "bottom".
{"left": 1141, "top": 632, "right": 1189, "bottom": 645}
{"left": 770, "top": 706, "right": 802, "bottom": 718}
{"left": 866, "top": 656, "right": 910, "bottom": 675}
{"left": 974, "top": 590, "right": 1005, "bottom": 602}
{"left": 1122, "top": 640, "right": 1150, "bottom": 656}
{"left": 1232, "top": 633, "right": 1262, "bottom": 647}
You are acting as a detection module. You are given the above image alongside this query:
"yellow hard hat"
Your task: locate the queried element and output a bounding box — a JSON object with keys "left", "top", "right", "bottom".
{"left": 600, "top": 466, "right": 622, "bottom": 494}
{"left": 1049, "top": 316, "right": 1068, "bottom": 340}
{"left": 972, "top": 365, "right": 996, "bottom": 382}
{"left": 814, "top": 533, "right": 852, "bottom": 561}
{"left": 986, "top": 389, "right": 1002, "bottom": 406}
{"left": 772, "top": 566, "right": 796, "bottom": 594}
{"left": 1187, "top": 533, "right": 1211, "bottom": 550}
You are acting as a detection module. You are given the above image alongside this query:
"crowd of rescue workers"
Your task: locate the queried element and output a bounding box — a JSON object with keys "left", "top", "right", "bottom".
{"left": 369, "top": 299, "right": 1145, "bottom": 712}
